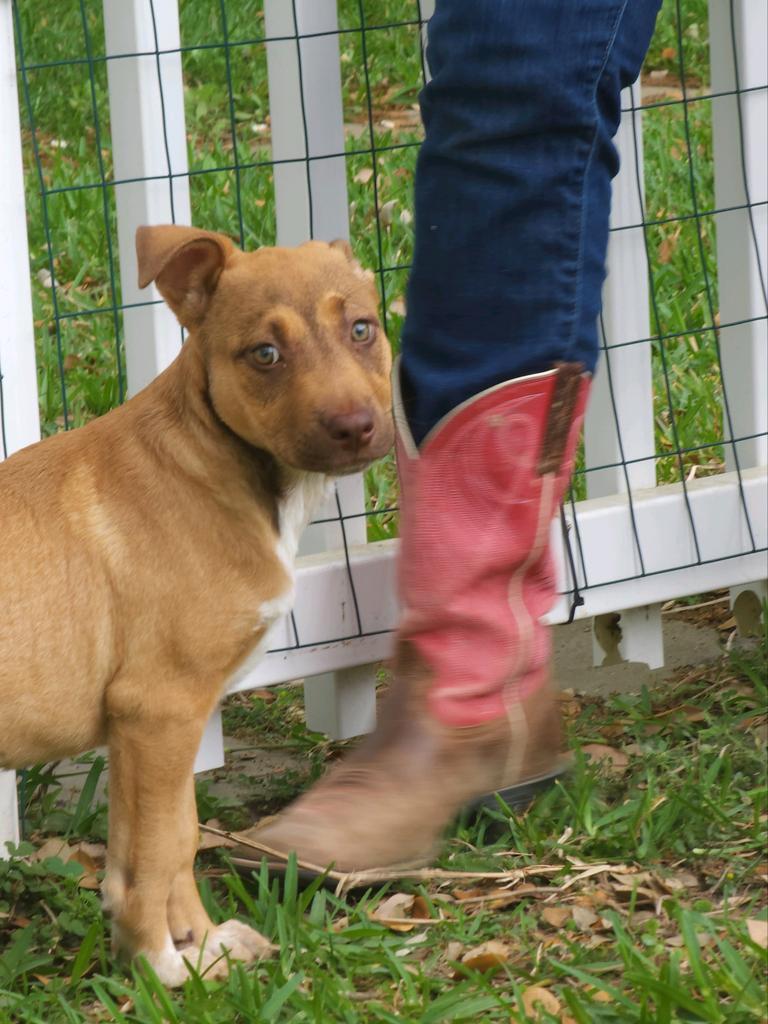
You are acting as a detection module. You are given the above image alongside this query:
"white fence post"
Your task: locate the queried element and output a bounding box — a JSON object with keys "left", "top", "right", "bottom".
{"left": 0, "top": 0, "right": 42, "bottom": 854}
{"left": 709, "top": 0, "right": 768, "bottom": 629}
{"left": 585, "top": 82, "right": 663, "bottom": 669}
{"left": 103, "top": 0, "right": 225, "bottom": 771}
{"left": 418, "top": 0, "right": 436, "bottom": 81}
{"left": 265, "top": 0, "right": 376, "bottom": 740}
{"left": 103, "top": 0, "right": 191, "bottom": 398}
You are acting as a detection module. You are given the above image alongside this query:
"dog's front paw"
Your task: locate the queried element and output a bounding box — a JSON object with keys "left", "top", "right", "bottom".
{"left": 180, "top": 919, "right": 275, "bottom": 979}
{"left": 142, "top": 939, "right": 197, "bottom": 988}
{"left": 139, "top": 921, "right": 273, "bottom": 986}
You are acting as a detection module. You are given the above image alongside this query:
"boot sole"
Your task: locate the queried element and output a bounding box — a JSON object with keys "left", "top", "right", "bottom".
{"left": 230, "top": 768, "right": 566, "bottom": 889}
{"left": 230, "top": 854, "right": 434, "bottom": 892}
{"left": 470, "top": 766, "right": 566, "bottom": 814}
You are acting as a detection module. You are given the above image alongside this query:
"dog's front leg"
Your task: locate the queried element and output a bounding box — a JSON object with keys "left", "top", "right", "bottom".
{"left": 166, "top": 778, "right": 273, "bottom": 968}
{"left": 104, "top": 711, "right": 270, "bottom": 986}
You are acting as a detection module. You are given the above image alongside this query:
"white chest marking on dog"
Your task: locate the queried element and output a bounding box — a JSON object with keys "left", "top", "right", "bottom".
{"left": 273, "top": 472, "right": 334, "bottom": 576}
{"left": 233, "top": 473, "right": 333, "bottom": 685}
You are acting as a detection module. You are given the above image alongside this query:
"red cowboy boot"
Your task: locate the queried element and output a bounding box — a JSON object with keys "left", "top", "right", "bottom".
{"left": 231, "top": 362, "right": 589, "bottom": 875}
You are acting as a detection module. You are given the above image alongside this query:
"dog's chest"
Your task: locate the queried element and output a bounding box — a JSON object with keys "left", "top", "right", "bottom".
{"left": 239, "top": 473, "right": 332, "bottom": 665}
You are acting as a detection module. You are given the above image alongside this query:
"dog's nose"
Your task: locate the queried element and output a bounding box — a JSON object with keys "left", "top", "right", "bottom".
{"left": 322, "top": 410, "right": 375, "bottom": 448}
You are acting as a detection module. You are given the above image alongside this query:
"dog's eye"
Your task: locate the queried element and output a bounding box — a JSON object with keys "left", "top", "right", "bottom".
{"left": 251, "top": 344, "right": 281, "bottom": 367}
{"left": 351, "top": 320, "right": 373, "bottom": 344}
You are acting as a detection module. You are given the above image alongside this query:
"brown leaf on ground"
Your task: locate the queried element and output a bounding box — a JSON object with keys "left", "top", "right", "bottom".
{"left": 520, "top": 985, "right": 561, "bottom": 1018}
{"left": 571, "top": 905, "right": 599, "bottom": 931}
{"left": 593, "top": 989, "right": 614, "bottom": 1003}
{"left": 747, "top": 918, "right": 768, "bottom": 948}
{"left": 371, "top": 892, "right": 418, "bottom": 932}
{"left": 250, "top": 688, "right": 276, "bottom": 702}
{"left": 443, "top": 940, "right": 464, "bottom": 963}
{"left": 581, "top": 744, "right": 630, "bottom": 774}
{"left": 541, "top": 906, "right": 570, "bottom": 929}
{"left": 354, "top": 167, "right": 374, "bottom": 184}
{"left": 31, "top": 838, "right": 106, "bottom": 890}
{"left": 70, "top": 849, "right": 103, "bottom": 890}
{"left": 31, "top": 836, "right": 71, "bottom": 862}
{"left": 452, "top": 887, "right": 485, "bottom": 900}
{"left": 655, "top": 869, "right": 700, "bottom": 893}
{"left": 455, "top": 940, "right": 510, "bottom": 976}
{"left": 658, "top": 226, "right": 682, "bottom": 264}
{"left": 411, "top": 895, "right": 430, "bottom": 919}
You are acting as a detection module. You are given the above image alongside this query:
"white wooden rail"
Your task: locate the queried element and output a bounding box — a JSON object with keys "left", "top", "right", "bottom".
{"left": 0, "top": 0, "right": 40, "bottom": 852}
{"left": 585, "top": 80, "right": 664, "bottom": 670}
{"left": 709, "top": 0, "right": 768, "bottom": 621}
{"left": 2, "top": 0, "right": 767, "bottom": 854}
{"left": 264, "top": 0, "right": 377, "bottom": 742}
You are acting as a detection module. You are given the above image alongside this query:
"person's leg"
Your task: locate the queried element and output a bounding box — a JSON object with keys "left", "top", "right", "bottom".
{"left": 232, "top": 0, "right": 661, "bottom": 875}
{"left": 401, "top": 0, "right": 661, "bottom": 443}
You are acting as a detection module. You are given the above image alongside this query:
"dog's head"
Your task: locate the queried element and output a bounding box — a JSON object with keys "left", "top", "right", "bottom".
{"left": 136, "top": 225, "right": 393, "bottom": 475}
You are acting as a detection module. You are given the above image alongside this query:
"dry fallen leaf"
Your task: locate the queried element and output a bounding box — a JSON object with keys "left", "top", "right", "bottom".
{"left": 520, "top": 985, "right": 561, "bottom": 1018}
{"left": 379, "top": 200, "right": 397, "bottom": 227}
{"left": 411, "top": 895, "right": 430, "bottom": 919}
{"left": 32, "top": 838, "right": 105, "bottom": 888}
{"left": 747, "top": 918, "right": 768, "bottom": 949}
{"left": 71, "top": 849, "right": 103, "bottom": 890}
{"left": 657, "top": 870, "right": 699, "bottom": 893}
{"left": 443, "top": 940, "right": 464, "bottom": 963}
{"left": 389, "top": 296, "right": 407, "bottom": 317}
{"left": 541, "top": 906, "right": 570, "bottom": 929}
{"left": 371, "top": 892, "right": 417, "bottom": 932}
{"left": 354, "top": 167, "right": 374, "bottom": 184}
{"left": 452, "top": 887, "right": 485, "bottom": 900}
{"left": 571, "top": 905, "right": 599, "bottom": 931}
{"left": 658, "top": 227, "right": 681, "bottom": 264}
{"left": 456, "top": 939, "right": 510, "bottom": 976}
{"left": 593, "top": 990, "right": 614, "bottom": 1003}
{"left": 581, "top": 743, "right": 629, "bottom": 775}
{"left": 32, "top": 836, "right": 70, "bottom": 862}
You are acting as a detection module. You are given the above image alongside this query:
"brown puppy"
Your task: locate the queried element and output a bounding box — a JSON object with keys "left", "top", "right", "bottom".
{"left": 0, "top": 225, "right": 392, "bottom": 985}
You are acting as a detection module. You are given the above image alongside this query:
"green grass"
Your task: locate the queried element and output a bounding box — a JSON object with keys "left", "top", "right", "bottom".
{"left": 2, "top": 631, "right": 766, "bottom": 1022}
{"left": 14, "top": 0, "right": 726, "bottom": 517}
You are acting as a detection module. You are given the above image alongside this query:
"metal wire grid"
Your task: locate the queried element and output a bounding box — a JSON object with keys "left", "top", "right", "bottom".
{"left": 6, "top": 0, "right": 767, "bottom": 650}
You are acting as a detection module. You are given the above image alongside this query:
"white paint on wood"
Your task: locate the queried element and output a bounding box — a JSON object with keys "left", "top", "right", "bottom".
{"left": 103, "top": 0, "right": 192, "bottom": 396}
{"left": 225, "top": 467, "right": 766, "bottom": 694}
{"left": 264, "top": 0, "right": 375, "bottom": 731}
{"left": 593, "top": 604, "right": 664, "bottom": 670}
{"left": 0, "top": 771, "right": 18, "bottom": 857}
{"left": 585, "top": 82, "right": 656, "bottom": 498}
{"left": 193, "top": 708, "right": 225, "bottom": 774}
{"left": 0, "top": 0, "right": 40, "bottom": 460}
{"left": 0, "top": 0, "right": 40, "bottom": 851}
{"left": 304, "top": 665, "right": 378, "bottom": 740}
{"left": 264, "top": 0, "right": 349, "bottom": 247}
{"left": 709, "top": 0, "right": 768, "bottom": 471}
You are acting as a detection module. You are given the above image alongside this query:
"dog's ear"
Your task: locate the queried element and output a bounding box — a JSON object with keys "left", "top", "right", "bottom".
{"left": 329, "top": 238, "right": 354, "bottom": 261}
{"left": 328, "top": 238, "right": 374, "bottom": 283}
{"left": 136, "top": 225, "right": 235, "bottom": 328}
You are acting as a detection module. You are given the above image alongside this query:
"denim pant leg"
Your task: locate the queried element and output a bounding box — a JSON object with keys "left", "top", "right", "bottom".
{"left": 399, "top": 0, "right": 662, "bottom": 444}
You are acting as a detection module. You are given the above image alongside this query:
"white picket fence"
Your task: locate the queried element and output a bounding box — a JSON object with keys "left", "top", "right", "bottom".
{"left": 1, "top": 0, "right": 766, "bottom": 851}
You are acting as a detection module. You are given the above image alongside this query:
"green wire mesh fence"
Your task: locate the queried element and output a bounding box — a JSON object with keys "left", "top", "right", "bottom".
{"left": 2, "top": 0, "right": 767, "bottom": 647}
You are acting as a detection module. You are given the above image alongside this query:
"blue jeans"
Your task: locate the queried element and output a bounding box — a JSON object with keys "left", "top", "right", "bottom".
{"left": 400, "top": 0, "right": 662, "bottom": 443}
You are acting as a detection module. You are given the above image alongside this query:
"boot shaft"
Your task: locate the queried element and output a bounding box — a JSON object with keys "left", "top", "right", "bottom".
{"left": 393, "top": 363, "right": 590, "bottom": 727}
